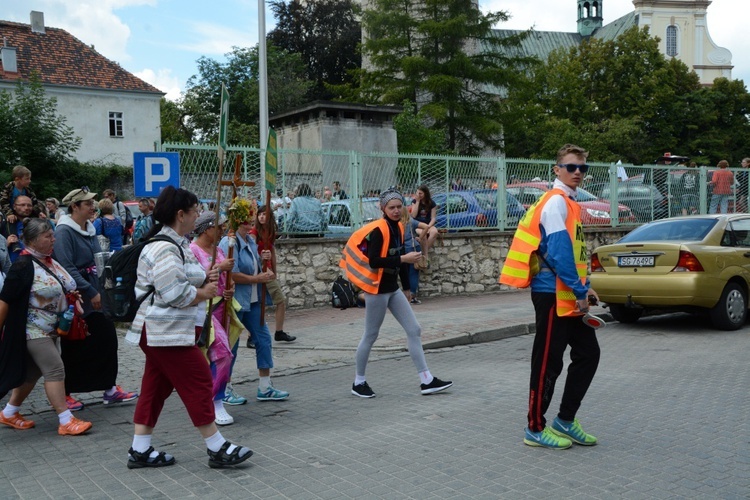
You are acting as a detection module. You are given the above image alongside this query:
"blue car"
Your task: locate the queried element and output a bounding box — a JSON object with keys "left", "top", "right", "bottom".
{"left": 432, "top": 190, "right": 526, "bottom": 231}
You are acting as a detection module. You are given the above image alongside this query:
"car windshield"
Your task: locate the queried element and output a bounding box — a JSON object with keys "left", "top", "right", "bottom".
{"left": 362, "top": 200, "right": 381, "bottom": 221}
{"left": 618, "top": 218, "right": 717, "bottom": 243}
{"left": 474, "top": 191, "right": 495, "bottom": 210}
{"left": 576, "top": 187, "right": 599, "bottom": 202}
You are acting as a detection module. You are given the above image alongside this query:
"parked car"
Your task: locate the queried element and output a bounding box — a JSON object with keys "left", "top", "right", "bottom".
{"left": 590, "top": 214, "right": 750, "bottom": 330}
{"left": 432, "top": 190, "right": 526, "bottom": 231}
{"left": 586, "top": 179, "right": 669, "bottom": 222}
{"left": 506, "top": 182, "right": 636, "bottom": 225}
{"left": 322, "top": 198, "right": 381, "bottom": 234}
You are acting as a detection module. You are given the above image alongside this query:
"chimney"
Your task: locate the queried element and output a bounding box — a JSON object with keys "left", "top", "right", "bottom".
{"left": 1, "top": 39, "right": 18, "bottom": 73}
{"left": 30, "top": 11, "right": 45, "bottom": 34}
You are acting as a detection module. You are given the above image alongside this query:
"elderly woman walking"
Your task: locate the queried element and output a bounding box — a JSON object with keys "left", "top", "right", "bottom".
{"left": 0, "top": 218, "right": 92, "bottom": 435}
{"left": 54, "top": 188, "right": 137, "bottom": 411}
{"left": 125, "top": 186, "right": 252, "bottom": 469}
{"left": 189, "top": 211, "right": 241, "bottom": 426}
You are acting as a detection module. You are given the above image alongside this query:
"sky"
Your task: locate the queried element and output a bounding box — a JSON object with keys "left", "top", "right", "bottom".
{"left": 6, "top": 0, "right": 749, "bottom": 101}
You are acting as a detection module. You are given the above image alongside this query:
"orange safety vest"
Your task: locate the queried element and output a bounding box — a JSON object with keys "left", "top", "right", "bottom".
{"left": 340, "top": 219, "right": 404, "bottom": 294}
{"left": 499, "top": 189, "right": 588, "bottom": 317}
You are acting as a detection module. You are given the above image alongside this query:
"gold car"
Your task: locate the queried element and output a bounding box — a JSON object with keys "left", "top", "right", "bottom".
{"left": 590, "top": 214, "right": 750, "bottom": 330}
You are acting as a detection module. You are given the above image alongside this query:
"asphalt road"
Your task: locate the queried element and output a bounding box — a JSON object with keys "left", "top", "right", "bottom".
{"left": 0, "top": 310, "right": 748, "bottom": 499}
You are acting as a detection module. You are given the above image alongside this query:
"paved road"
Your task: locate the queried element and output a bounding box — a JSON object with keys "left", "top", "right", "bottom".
{"left": 1, "top": 292, "right": 749, "bottom": 498}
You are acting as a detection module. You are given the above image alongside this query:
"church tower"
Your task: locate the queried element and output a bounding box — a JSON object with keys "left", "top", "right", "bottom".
{"left": 632, "top": 0, "right": 732, "bottom": 84}
{"left": 577, "top": 0, "right": 603, "bottom": 37}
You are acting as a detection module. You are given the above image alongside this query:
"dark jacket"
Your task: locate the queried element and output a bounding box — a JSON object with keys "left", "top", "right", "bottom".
{"left": 0, "top": 256, "right": 35, "bottom": 399}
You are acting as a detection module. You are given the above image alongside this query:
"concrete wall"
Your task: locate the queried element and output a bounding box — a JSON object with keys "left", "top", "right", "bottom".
{"left": 274, "top": 228, "right": 631, "bottom": 309}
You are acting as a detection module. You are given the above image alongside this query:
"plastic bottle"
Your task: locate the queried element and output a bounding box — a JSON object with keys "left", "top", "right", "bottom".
{"left": 57, "top": 305, "right": 75, "bottom": 336}
{"left": 113, "top": 277, "right": 129, "bottom": 317}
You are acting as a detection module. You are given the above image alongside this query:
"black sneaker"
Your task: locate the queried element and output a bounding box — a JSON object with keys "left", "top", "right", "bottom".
{"left": 351, "top": 382, "right": 375, "bottom": 398}
{"left": 420, "top": 377, "right": 453, "bottom": 395}
{"left": 274, "top": 331, "right": 297, "bottom": 342}
{"left": 246, "top": 338, "right": 255, "bottom": 349}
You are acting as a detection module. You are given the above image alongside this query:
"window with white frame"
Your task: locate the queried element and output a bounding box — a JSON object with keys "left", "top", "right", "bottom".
{"left": 109, "top": 111, "right": 123, "bottom": 137}
{"left": 666, "top": 25, "right": 678, "bottom": 57}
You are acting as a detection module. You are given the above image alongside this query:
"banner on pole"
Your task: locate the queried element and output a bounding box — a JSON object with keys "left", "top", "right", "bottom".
{"left": 218, "top": 83, "right": 230, "bottom": 157}
{"left": 265, "top": 128, "right": 278, "bottom": 192}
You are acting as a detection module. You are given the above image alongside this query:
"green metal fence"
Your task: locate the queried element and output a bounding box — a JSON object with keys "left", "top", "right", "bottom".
{"left": 162, "top": 143, "right": 749, "bottom": 236}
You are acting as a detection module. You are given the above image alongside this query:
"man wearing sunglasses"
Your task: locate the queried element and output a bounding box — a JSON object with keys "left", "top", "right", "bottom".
{"left": 500, "top": 144, "right": 600, "bottom": 450}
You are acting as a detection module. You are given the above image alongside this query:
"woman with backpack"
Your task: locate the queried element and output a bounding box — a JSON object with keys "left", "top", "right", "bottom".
{"left": 124, "top": 186, "right": 252, "bottom": 469}
{"left": 93, "top": 198, "right": 124, "bottom": 251}
{"left": 53, "top": 188, "right": 138, "bottom": 412}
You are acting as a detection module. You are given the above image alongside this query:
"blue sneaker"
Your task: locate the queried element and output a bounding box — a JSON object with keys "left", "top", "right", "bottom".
{"left": 523, "top": 427, "right": 572, "bottom": 449}
{"left": 257, "top": 386, "right": 289, "bottom": 401}
{"left": 550, "top": 417, "right": 598, "bottom": 446}
{"left": 223, "top": 384, "right": 248, "bottom": 406}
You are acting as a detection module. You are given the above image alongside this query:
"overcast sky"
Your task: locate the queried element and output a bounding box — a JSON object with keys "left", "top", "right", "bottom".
{"left": 6, "top": 0, "right": 747, "bottom": 101}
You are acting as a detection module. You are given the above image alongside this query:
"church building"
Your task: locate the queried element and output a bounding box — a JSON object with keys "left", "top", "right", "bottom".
{"left": 494, "top": 0, "right": 732, "bottom": 85}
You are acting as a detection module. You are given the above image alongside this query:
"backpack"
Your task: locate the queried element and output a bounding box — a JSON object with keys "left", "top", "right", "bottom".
{"left": 122, "top": 203, "right": 134, "bottom": 230}
{"left": 99, "top": 235, "right": 184, "bottom": 322}
{"left": 331, "top": 276, "right": 357, "bottom": 310}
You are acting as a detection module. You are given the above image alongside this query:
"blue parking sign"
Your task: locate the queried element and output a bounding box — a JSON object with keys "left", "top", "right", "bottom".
{"left": 133, "top": 153, "right": 180, "bottom": 197}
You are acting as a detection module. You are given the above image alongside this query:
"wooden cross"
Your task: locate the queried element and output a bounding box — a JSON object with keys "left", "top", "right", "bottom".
{"left": 221, "top": 153, "right": 255, "bottom": 199}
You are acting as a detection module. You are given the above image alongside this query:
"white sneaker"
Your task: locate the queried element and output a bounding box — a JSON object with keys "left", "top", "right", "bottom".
{"left": 214, "top": 407, "right": 234, "bottom": 426}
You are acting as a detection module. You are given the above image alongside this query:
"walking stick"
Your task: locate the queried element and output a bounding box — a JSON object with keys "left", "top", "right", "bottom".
{"left": 259, "top": 188, "right": 274, "bottom": 327}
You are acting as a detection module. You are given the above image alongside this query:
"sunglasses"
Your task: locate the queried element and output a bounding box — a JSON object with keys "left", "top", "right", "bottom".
{"left": 79, "top": 186, "right": 90, "bottom": 194}
{"left": 558, "top": 163, "right": 589, "bottom": 173}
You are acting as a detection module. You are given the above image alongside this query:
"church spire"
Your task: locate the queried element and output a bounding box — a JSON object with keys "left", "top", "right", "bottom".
{"left": 577, "top": 0, "right": 603, "bottom": 37}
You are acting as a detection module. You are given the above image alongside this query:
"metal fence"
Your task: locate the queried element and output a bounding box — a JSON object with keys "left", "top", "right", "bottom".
{"left": 161, "top": 143, "right": 750, "bottom": 235}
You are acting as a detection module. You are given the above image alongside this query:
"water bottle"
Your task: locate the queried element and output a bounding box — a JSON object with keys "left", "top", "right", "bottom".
{"left": 57, "top": 305, "right": 75, "bottom": 336}
{"left": 113, "top": 277, "right": 129, "bottom": 317}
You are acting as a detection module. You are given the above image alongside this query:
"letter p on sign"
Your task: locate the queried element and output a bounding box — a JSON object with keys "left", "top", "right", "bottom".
{"left": 133, "top": 153, "right": 181, "bottom": 197}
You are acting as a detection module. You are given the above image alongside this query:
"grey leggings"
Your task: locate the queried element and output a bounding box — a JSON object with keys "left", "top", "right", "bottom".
{"left": 355, "top": 290, "right": 428, "bottom": 376}
{"left": 25, "top": 336, "right": 65, "bottom": 383}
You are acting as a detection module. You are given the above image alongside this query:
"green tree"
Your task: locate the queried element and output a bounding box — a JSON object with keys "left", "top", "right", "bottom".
{"left": 181, "top": 44, "right": 312, "bottom": 145}
{"left": 348, "top": 0, "right": 535, "bottom": 155}
{"left": 160, "top": 97, "right": 193, "bottom": 143}
{"left": 269, "top": 0, "right": 361, "bottom": 100}
{"left": 503, "top": 27, "right": 707, "bottom": 163}
{"left": 393, "top": 100, "right": 448, "bottom": 154}
{"left": 0, "top": 74, "right": 81, "bottom": 171}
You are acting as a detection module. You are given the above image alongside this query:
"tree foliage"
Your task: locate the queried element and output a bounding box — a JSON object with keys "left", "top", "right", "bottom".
{"left": 343, "top": 0, "right": 535, "bottom": 155}
{"left": 269, "top": 0, "right": 361, "bottom": 100}
{"left": 181, "top": 44, "right": 312, "bottom": 146}
{"left": 503, "top": 26, "right": 750, "bottom": 165}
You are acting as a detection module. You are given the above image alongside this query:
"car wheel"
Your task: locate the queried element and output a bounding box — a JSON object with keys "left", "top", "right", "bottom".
{"left": 609, "top": 304, "right": 643, "bottom": 324}
{"left": 709, "top": 282, "right": 747, "bottom": 331}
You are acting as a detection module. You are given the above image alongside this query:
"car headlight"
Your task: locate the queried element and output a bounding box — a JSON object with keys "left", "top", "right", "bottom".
{"left": 585, "top": 208, "right": 611, "bottom": 219}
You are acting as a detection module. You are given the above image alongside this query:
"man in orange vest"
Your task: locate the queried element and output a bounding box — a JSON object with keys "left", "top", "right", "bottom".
{"left": 500, "top": 144, "right": 600, "bottom": 450}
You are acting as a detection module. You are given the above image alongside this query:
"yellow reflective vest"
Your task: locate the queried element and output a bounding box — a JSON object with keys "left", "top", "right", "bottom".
{"left": 340, "top": 219, "right": 404, "bottom": 295}
{"left": 499, "top": 189, "right": 587, "bottom": 317}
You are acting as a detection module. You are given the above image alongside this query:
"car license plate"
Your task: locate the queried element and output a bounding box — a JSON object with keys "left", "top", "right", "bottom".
{"left": 618, "top": 256, "right": 655, "bottom": 267}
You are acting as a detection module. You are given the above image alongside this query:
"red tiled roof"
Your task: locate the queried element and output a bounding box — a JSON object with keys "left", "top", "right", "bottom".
{"left": 0, "top": 20, "right": 162, "bottom": 94}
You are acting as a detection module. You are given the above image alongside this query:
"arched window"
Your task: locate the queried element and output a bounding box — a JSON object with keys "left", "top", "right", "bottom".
{"left": 666, "top": 25, "right": 678, "bottom": 56}
{"left": 592, "top": 1, "right": 599, "bottom": 17}
{"left": 584, "top": 2, "right": 590, "bottom": 17}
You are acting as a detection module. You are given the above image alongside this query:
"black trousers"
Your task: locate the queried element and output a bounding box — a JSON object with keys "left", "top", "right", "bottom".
{"left": 528, "top": 292, "right": 600, "bottom": 432}
{"left": 60, "top": 312, "right": 119, "bottom": 393}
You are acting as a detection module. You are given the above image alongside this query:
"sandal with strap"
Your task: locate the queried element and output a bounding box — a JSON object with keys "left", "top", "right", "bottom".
{"left": 127, "top": 446, "right": 176, "bottom": 469}
{"left": 207, "top": 441, "right": 253, "bottom": 469}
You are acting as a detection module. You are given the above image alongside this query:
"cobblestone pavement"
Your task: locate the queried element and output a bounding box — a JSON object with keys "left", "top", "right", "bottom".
{"left": 0, "top": 292, "right": 749, "bottom": 498}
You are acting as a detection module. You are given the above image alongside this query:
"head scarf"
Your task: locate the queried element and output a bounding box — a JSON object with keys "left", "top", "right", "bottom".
{"left": 194, "top": 211, "right": 227, "bottom": 235}
{"left": 379, "top": 188, "right": 403, "bottom": 209}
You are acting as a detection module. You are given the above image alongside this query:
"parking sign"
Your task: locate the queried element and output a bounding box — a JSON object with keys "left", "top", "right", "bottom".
{"left": 133, "top": 152, "right": 180, "bottom": 197}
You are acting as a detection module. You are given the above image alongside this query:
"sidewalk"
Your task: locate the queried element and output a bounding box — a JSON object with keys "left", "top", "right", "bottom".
{"left": 20, "top": 289, "right": 611, "bottom": 413}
